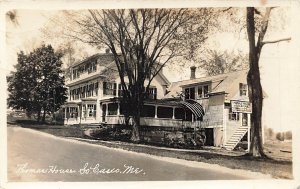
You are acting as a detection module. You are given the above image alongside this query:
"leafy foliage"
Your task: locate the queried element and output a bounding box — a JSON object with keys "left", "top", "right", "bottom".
{"left": 7, "top": 44, "right": 67, "bottom": 122}
{"left": 199, "top": 50, "right": 248, "bottom": 76}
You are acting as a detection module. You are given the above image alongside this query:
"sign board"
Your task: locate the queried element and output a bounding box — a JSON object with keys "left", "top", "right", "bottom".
{"left": 231, "top": 100, "right": 252, "bottom": 113}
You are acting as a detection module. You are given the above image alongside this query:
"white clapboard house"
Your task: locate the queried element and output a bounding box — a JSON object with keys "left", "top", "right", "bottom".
{"left": 63, "top": 52, "right": 263, "bottom": 151}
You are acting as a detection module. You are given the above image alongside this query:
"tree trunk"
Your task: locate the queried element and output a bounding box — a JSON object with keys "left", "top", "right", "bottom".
{"left": 131, "top": 115, "right": 141, "bottom": 142}
{"left": 130, "top": 99, "right": 141, "bottom": 142}
{"left": 37, "top": 110, "right": 41, "bottom": 123}
{"left": 246, "top": 7, "right": 266, "bottom": 157}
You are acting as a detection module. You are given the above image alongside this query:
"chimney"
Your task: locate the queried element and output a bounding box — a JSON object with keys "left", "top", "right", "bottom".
{"left": 190, "top": 66, "right": 196, "bottom": 79}
{"left": 105, "top": 48, "right": 110, "bottom": 54}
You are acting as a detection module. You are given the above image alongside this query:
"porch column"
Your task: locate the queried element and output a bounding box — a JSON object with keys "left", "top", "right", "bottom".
{"left": 64, "top": 107, "right": 67, "bottom": 119}
{"left": 106, "top": 103, "right": 108, "bottom": 116}
{"left": 239, "top": 112, "right": 243, "bottom": 126}
{"left": 154, "top": 105, "right": 158, "bottom": 118}
{"left": 96, "top": 101, "right": 101, "bottom": 122}
{"left": 85, "top": 104, "right": 88, "bottom": 118}
{"left": 223, "top": 106, "right": 228, "bottom": 146}
{"left": 172, "top": 107, "right": 175, "bottom": 119}
{"left": 77, "top": 105, "right": 80, "bottom": 123}
{"left": 117, "top": 103, "right": 120, "bottom": 115}
{"left": 81, "top": 104, "right": 84, "bottom": 118}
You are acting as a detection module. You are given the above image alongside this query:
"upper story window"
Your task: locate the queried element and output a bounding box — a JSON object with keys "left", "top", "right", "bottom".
{"left": 103, "top": 82, "right": 117, "bottom": 96}
{"left": 198, "top": 85, "right": 209, "bottom": 98}
{"left": 72, "top": 69, "right": 79, "bottom": 80}
{"left": 69, "top": 81, "right": 99, "bottom": 101}
{"left": 239, "top": 83, "right": 247, "bottom": 96}
{"left": 185, "top": 87, "right": 195, "bottom": 100}
{"left": 148, "top": 87, "right": 157, "bottom": 100}
{"left": 87, "top": 62, "right": 97, "bottom": 74}
{"left": 118, "top": 83, "right": 129, "bottom": 97}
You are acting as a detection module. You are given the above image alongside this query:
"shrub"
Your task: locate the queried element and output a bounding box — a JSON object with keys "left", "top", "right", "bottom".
{"left": 284, "top": 131, "right": 292, "bottom": 140}
{"left": 276, "top": 132, "right": 285, "bottom": 141}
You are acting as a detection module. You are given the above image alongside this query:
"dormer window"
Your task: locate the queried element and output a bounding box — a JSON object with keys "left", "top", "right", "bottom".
{"left": 185, "top": 87, "right": 195, "bottom": 100}
{"left": 239, "top": 83, "right": 247, "bottom": 96}
{"left": 198, "top": 85, "right": 209, "bottom": 98}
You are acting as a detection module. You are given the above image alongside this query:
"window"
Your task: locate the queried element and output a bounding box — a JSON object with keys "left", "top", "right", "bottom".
{"left": 185, "top": 109, "right": 193, "bottom": 121}
{"left": 118, "top": 83, "right": 128, "bottom": 97}
{"left": 87, "top": 83, "right": 95, "bottom": 97}
{"left": 87, "top": 62, "right": 97, "bottom": 74}
{"left": 71, "top": 89, "right": 78, "bottom": 100}
{"left": 185, "top": 87, "right": 195, "bottom": 100}
{"left": 87, "top": 104, "right": 96, "bottom": 117}
{"left": 141, "top": 105, "right": 155, "bottom": 117}
{"left": 72, "top": 69, "right": 79, "bottom": 80}
{"left": 157, "top": 106, "right": 173, "bottom": 119}
{"left": 82, "top": 86, "right": 86, "bottom": 98}
{"left": 239, "top": 83, "right": 247, "bottom": 96}
{"left": 69, "top": 107, "right": 78, "bottom": 118}
{"left": 148, "top": 87, "right": 157, "bottom": 100}
{"left": 175, "top": 108, "right": 185, "bottom": 120}
{"left": 108, "top": 103, "right": 118, "bottom": 115}
{"left": 95, "top": 82, "right": 99, "bottom": 96}
{"left": 103, "top": 82, "right": 117, "bottom": 96}
{"left": 229, "top": 108, "right": 240, "bottom": 121}
{"left": 198, "top": 85, "right": 209, "bottom": 98}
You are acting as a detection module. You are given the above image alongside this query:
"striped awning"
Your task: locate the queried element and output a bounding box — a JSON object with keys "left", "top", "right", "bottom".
{"left": 179, "top": 99, "right": 205, "bottom": 119}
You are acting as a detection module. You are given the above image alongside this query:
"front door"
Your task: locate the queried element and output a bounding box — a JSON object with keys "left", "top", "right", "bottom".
{"left": 205, "top": 128, "right": 214, "bottom": 146}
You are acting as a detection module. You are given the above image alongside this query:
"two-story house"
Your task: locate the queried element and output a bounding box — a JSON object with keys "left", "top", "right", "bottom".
{"left": 63, "top": 50, "right": 170, "bottom": 126}
{"left": 63, "top": 52, "right": 260, "bottom": 151}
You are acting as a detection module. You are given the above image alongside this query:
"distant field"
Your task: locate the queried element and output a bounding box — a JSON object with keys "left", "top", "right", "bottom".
{"left": 264, "top": 139, "right": 292, "bottom": 161}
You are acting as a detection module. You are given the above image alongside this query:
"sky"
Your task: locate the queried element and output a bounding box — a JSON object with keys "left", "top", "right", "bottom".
{"left": 3, "top": 7, "right": 299, "bottom": 132}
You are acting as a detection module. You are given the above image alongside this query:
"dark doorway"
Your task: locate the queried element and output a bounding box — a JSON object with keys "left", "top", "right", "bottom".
{"left": 102, "top": 104, "right": 106, "bottom": 122}
{"left": 205, "top": 128, "right": 214, "bottom": 146}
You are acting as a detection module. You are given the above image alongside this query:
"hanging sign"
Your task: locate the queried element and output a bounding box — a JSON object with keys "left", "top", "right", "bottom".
{"left": 231, "top": 100, "right": 252, "bottom": 113}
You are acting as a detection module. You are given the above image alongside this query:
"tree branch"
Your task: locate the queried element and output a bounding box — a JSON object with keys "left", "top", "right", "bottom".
{"left": 222, "top": 7, "right": 232, "bottom": 12}
{"left": 254, "top": 8, "right": 262, "bottom": 16}
{"left": 262, "top": 37, "right": 291, "bottom": 45}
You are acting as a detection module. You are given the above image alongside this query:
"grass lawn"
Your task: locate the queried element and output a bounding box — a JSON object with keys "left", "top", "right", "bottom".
{"left": 9, "top": 123, "right": 293, "bottom": 179}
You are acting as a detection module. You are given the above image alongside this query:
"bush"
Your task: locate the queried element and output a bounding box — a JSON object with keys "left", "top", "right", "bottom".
{"left": 276, "top": 132, "right": 285, "bottom": 141}
{"left": 284, "top": 131, "right": 292, "bottom": 140}
{"left": 267, "top": 128, "right": 274, "bottom": 138}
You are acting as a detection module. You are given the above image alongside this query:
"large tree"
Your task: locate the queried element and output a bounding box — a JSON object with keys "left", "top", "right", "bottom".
{"left": 7, "top": 44, "right": 67, "bottom": 123}
{"left": 64, "top": 9, "right": 214, "bottom": 142}
{"left": 246, "top": 7, "right": 291, "bottom": 157}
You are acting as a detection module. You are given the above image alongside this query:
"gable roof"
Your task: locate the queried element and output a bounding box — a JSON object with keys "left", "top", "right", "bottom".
{"left": 71, "top": 53, "right": 114, "bottom": 68}
{"left": 164, "top": 69, "right": 249, "bottom": 99}
{"left": 70, "top": 53, "right": 170, "bottom": 85}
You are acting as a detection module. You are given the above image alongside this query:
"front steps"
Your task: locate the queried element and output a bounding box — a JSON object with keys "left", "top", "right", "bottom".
{"left": 224, "top": 126, "right": 248, "bottom": 150}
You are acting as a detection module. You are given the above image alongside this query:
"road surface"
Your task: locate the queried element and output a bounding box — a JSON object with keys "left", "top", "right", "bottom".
{"left": 7, "top": 126, "right": 263, "bottom": 181}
